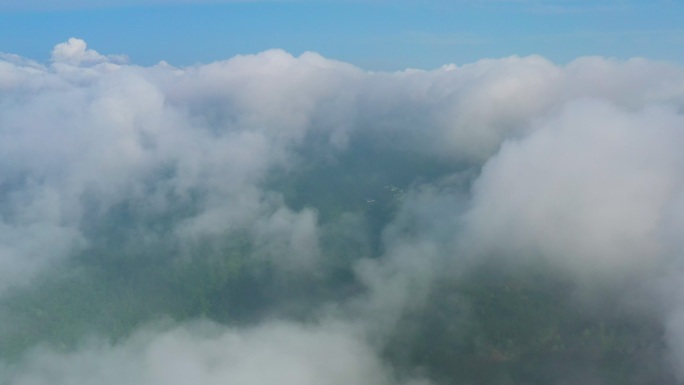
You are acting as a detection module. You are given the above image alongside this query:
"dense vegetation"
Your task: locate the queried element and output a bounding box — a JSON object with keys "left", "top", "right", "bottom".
{"left": 385, "top": 261, "right": 674, "bottom": 384}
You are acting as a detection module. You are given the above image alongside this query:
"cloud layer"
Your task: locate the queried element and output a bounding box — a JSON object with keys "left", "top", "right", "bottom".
{"left": 5, "top": 321, "right": 409, "bottom": 385}
{"left": 2, "top": 38, "right": 684, "bottom": 384}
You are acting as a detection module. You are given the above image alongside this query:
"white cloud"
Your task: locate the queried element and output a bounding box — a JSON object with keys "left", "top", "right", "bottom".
{"left": 3, "top": 321, "right": 412, "bottom": 385}
{"left": 463, "top": 100, "right": 684, "bottom": 279}
{"left": 3, "top": 38, "right": 684, "bottom": 382}
{"left": 2, "top": 37, "right": 684, "bottom": 297}
{"left": 252, "top": 206, "right": 322, "bottom": 272}
{"left": 51, "top": 38, "right": 128, "bottom": 67}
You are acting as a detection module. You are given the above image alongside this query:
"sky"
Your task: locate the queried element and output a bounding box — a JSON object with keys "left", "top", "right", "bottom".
{"left": 1, "top": 0, "right": 684, "bottom": 70}
{"left": 3, "top": 2, "right": 684, "bottom": 385}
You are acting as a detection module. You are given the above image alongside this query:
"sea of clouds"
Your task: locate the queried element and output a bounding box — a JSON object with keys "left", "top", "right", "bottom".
{"left": 1, "top": 38, "right": 684, "bottom": 384}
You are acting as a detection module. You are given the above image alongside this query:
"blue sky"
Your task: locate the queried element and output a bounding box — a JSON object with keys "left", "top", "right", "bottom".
{"left": 1, "top": 0, "right": 683, "bottom": 70}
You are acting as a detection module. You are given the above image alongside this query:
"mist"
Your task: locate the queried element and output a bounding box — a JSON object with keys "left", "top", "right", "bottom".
{"left": 1, "top": 38, "right": 684, "bottom": 384}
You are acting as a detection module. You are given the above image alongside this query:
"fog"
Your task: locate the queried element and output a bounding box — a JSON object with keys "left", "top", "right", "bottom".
{"left": 1, "top": 38, "right": 684, "bottom": 384}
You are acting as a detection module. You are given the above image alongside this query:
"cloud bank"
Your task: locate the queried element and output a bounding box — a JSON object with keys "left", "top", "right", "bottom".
{"left": 1, "top": 38, "right": 684, "bottom": 384}
{"left": 5, "top": 321, "right": 412, "bottom": 385}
